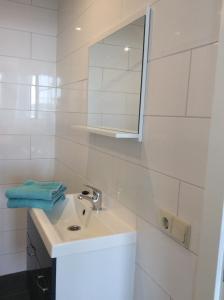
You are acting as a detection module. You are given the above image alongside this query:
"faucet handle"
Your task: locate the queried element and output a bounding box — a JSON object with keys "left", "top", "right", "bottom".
{"left": 85, "top": 184, "right": 102, "bottom": 196}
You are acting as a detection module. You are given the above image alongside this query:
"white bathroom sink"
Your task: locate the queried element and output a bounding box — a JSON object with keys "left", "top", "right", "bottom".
{"left": 30, "top": 194, "right": 136, "bottom": 258}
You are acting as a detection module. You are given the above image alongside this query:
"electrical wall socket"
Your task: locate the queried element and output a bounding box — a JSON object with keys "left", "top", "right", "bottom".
{"left": 159, "top": 209, "right": 174, "bottom": 234}
{"left": 159, "top": 209, "right": 191, "bottom": 249}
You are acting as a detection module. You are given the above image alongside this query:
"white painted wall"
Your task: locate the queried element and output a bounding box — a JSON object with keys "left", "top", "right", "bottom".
{"left": 0, "top": 0, "right": 57, "bottom": 275}
{"left": 55, "top": 0, "right": 222, "bottom": 299}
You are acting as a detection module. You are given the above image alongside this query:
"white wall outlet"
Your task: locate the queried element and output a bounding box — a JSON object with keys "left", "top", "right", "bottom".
{"left": 159, "top": 209, "right": 174, "bottom": 234}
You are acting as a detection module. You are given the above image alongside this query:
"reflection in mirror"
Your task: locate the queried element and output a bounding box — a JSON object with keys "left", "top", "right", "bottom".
{"left": 87, "top": 16, "right": 146, "bottom": 134}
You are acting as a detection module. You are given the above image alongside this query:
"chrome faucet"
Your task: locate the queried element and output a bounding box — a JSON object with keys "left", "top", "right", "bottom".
{"left": 78, "top": 185, "right": 102, "bottom": 211}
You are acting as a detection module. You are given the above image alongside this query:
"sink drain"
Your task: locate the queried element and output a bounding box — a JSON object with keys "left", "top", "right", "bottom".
{"left": 67, "top": 225, "right": 81, "bottom": 231}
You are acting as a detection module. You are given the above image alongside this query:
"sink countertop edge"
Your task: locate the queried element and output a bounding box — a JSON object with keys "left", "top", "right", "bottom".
{"left": 30, "top": 197, "right": 136, "bottom": 258}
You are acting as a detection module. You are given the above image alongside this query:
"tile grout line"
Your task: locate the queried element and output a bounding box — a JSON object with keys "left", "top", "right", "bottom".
{"left": 6, "top": 0, "right": 58, "bottom": 12}
{"left": 176, "top": 181, "right": 181, "bottom": 215}
{"left": 149, "top": 41, "right": 218, "bottom": 62}
{"left": 55, "top": 135, "right": 206, "bottom": 190}
{"left": 29, "top": 135, "right": 32, "bottom": 160}
{"left": 0, "top": 25, "right": 57, "bottom": 38}
{"left": 0, "top": 81, "right": 57, "bottom": 88}
{"left": 30, "top": 32, "right": 32, "bottom": 60}
{"left": 136, "top": 262, "right": 172, "bottom": 299}
{"left": 185, "top": 50, "right": 193, "bottom": 116}
{"left": 0, "top": 53, "right": 56, "bottom": 63}
{"left": 57, "top": 35, "right": 218, "bottom": 64}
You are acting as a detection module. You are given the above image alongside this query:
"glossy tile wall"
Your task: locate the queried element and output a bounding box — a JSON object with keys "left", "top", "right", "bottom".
{"left": 55, "top": 0, "right": 221, "bottom": 299}
{"left": 0, "top": 0, "right": 57, "bottom": 275}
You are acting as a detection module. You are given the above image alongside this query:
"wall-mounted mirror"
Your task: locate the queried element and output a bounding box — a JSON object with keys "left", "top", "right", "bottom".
{"left": 87, "top": 9, "right": 151, "bottom": 142}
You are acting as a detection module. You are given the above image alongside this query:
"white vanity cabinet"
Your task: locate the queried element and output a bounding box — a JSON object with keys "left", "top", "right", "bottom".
{"left": 28, "top": 194, "right": 136, "bottom": 300}
{"left": 56, "top": 243, "right": 136, "bottom": 300}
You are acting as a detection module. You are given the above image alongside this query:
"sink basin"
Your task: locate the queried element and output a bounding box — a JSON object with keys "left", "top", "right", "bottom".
{"left": 30, "top": 194, "right": 136, "bottom": 257}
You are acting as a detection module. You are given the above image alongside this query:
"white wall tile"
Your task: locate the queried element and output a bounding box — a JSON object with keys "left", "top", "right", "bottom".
{"left": 150, "top": 0, "right": 221, "bottom": 59}
{"left": 122, "top": 0, "right": 157, "bottom": 20}
{"left": 58, "top": 0, "right": 94, "bottom": 34}
{"left": 56, "top": 112, "right": 89, "bottom": 145}
{"left": 146, "top": 51, "right": 191, "bottom": 116}
{"left": 54, "top": 159, "right": 86, "bottom": 193}
{"left": 143, "top": 117, "right": 210, "bottom": 187}
{"left": 0, "top": 252, "right": 26, "bottom": 276}
{"left": 29, "top": 110, "right": 55, "bottom": 136}
{"left": 58, "top": 0, "right": 123, "bottom": 59}
{"left": 0, "top": 159, "right": 54, "bottom": 184}
{"left": 117, "top": 160, "right": 179, "bottom": 224}
{"left": 178, "top": 182, "right": 204, "bottom": 254}
{"left": 55, "top": 137, "right": 87, "bottom": 178}
{"left": 56, "top": 85, "right": 87, "bottom": 113}
{"left": 0, "top": 56, "right": 56, "bottom": 86}
{"left": 87, "top": 132, "right": 141, "bottom": 166}
{"left": 0, "top": 111, "right": 30, "bottom": 135}
{"left": 31, "top": 86, "right": 57, "bottom": 111}
{"left": 0, "top": 229, "right": 26, "bottom": 255}
{"left": 32, "top": 0, "right": 58, "bottom": 10}
{"left": 137, "top": 218, "right": 197, "bottom": 300}
{"left": 85, "top": 0, "right": 122, "bottom": 41}
{"left": 0, "top": 83, "right": 31, "bottom": 110}
{"left": 32, "top": 34, "right": 56, "bottom": 62}
{"left": 187, "top": 43, "right": 218, "bottom": 117}
{"left": 57, "top": 47, "right": 88, "bottom": 86}
{"left": 8, "top": 0, "right": 32, "bottom": 4}
{"left": 109, "top": 198, "right": 137, "bottom": 228}
{"left": 0, "top": 28, "right": 31, "bottom": 58}
{"left": 134, "top": 265, "right": 170, "bottom": 300}
{"left": 0, "top": 209, "right": 27, "bottom": 231}
{"left": 30, "top": 159, "right": 55, "bottom": 180}
{"left": 31, "top": 135, "right": 55, "bottom": 158}
{"left": 86, "top": 148, "right": 118, "bottom": 198}
{"left": 0, "top": 135, "right": 30, "bottom": 159}
{"left": 0, "top": 110, "right": 55, "bottom": 135}
{"left": 0, "top": 0, "right": 57, "bottom": 35}
{"left": 56, "top": 27, "right": 74, "bottom": 60}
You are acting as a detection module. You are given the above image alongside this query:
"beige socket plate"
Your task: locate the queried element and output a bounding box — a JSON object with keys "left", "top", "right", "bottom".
{"left": 159, "top": 209, "right": 191, "bottom": 249}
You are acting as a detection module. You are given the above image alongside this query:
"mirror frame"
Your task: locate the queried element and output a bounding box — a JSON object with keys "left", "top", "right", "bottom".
{"left": 86, "top": 7, "right": 151, "bottom": 142}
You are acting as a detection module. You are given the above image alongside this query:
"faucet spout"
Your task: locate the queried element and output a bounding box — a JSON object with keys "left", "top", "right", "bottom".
{"left": 78, "top": 185, "right": 102, "bottom": 211}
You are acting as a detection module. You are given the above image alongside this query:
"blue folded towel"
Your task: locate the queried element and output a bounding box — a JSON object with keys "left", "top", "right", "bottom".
{"left": 5, "top": 180, "right": 66, "bottom": 202}
{"left": 5, "top": 180, "right": 67, "bottom": 211}
{"left": 7, "top": 194, "right": 65, "bottom": 211}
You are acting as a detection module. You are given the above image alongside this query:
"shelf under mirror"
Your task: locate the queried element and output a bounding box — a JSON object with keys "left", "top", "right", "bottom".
{"left": 72, "top": 125, "right": 139, "bottom": 139}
